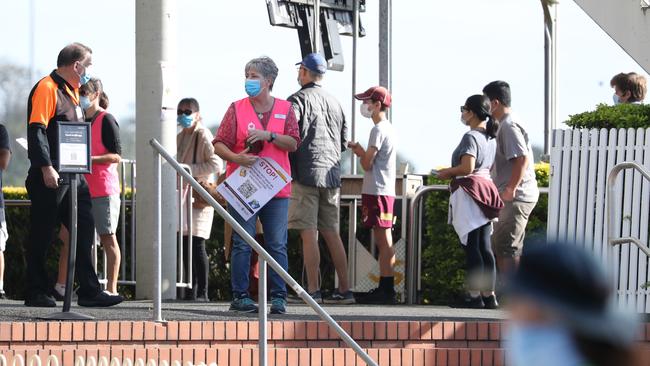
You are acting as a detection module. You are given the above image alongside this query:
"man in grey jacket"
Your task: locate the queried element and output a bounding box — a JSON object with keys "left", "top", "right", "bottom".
{"left": 288, "top": 53, "right": 354, "bottom": 304}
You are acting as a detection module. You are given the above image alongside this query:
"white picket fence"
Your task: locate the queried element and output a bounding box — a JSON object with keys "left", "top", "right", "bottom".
{"left": 0, "top": 354, "right": 215, "bottom": 366}
{"left": 548, "top": 128, "right": 650, "bottom": 313}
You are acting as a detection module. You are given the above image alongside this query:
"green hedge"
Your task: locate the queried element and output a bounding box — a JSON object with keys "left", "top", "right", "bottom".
{"left": 565, "top": 103, "right": 650, "bottom": 129}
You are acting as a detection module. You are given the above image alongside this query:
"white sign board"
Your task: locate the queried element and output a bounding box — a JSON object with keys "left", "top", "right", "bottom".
{"left": 217, "top": 157, "right": 291, "bottom": 221}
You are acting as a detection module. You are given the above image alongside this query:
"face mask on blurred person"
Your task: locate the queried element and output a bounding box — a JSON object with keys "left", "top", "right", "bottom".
{"left": 460, "top": 116, "right": 470, "bottom": 126}
{"left": 507, "top": 324, "right": 586, "bottom": 366}
{"left": 245, "top": 79, "right": 262, "bottom": 97}
{"left": 360, "top": 103, "right": 373, "bottom": 118}
{"left": 77, "top": 63, "right": 92, "bottom": 86}
{"left": 177, "top": 114, "right": 194, "bottom": 128}
{"left": 79, "top": 96, "right": 92, "bottom": 110}
{"left": 613, "top": 93, "right": 621, "bottom": 105}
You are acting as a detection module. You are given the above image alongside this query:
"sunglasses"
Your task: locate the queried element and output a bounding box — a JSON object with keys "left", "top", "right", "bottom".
{"left": 177, "top": 109, "right": 193, "bottom": 116}
{"left": 460, "top": 106, "right": 468, "bottom": 112}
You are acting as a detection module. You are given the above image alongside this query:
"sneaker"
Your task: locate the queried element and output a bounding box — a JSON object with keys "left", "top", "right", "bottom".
{"left": 229, "top": 296, "right": 258, "bottom": 313}
{"left": 355, "top": 287, "right": 396, "bottom": 305}
{"left": 482, "top": 295, "right": 499, "bottom": 309}
{"left": 78, "top": 291, "right": 123, "bottom": 307}
{"left": 460, "top": 295, "right": 485, "bottom": 309}
{"left": 324, "top": 290, "right": 356, "bottom": 305}
{"left": 308, "top": 290, "right": 322, "bottom": 304}
{"left": 51, "top": 285, "right": 66, "bottom": 301}
{"left": 24, "top": 293, "right": 56, "bottom": 308}
{"left": 0, "top": 291, "right": 7, "bottom": 300}
{"left": 270, "top": 297, "right": 287, "bottom": 314}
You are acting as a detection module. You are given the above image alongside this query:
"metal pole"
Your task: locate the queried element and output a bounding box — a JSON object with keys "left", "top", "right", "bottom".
{"left": 63, "top": 177, "right": 77, "bottom": 313}
{"left": 347, "top": 0, "right": 360, "bottom": 295}
{"left": 258, "top": 259, "right": 268, "bottom": 366}
{"left": 312, "top": 0, "right": 320, "bottom": 53}
{"left": 120, "top": 161, "right": 127, "bottom": 280}
{"left": 130, "top": 161, "right": 136, "bottom": 282}
{"left": 177, "top": 174, "right": 184, "bottom": 286}
{"left": 153, "top": 153, "right": 162, "bottom": 322}
{"left": 541, "top": 1, "right": 557, "bottom": 160}
{"left": 150, "top": 139, "right": 377, "bottom": 366}
{"left": 379, "top": 0, "right": 392, "bottom": 121}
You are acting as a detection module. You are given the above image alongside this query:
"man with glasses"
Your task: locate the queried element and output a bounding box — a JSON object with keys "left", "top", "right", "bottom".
{"left": 25, "top": 43, "right": 123, "bottom": 307}
{"left": 287, "top": 53, "right": 353, "bottom": 304}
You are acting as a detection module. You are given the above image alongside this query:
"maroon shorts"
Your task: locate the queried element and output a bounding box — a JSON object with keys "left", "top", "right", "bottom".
{"left": 361, "top": 194, "right": 395, "bottom": 229}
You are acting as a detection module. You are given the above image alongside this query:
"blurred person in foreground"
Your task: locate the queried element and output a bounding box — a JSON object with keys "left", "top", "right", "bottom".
{"left": 507, "top": 243, "right": 641, "bottom": 366}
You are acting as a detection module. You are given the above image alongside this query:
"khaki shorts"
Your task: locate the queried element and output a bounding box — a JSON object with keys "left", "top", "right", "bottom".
{"left": 492, "top": 199, "right": 537, "bottom": 258}
{"left": 288, "top": 182, "right": 340, "bottom": 231}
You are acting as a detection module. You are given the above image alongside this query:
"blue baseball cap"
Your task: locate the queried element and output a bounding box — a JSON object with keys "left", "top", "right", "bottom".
{"left": 296, "top": 53, "right": 327, "bottom": 74}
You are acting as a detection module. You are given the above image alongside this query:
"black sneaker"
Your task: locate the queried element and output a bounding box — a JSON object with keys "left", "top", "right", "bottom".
{"left": 0, "top": 291, "right": 7, "bottom": 300}
{"left": 51, "top": 287, "right": 65, "bottom": 301}
{"left": 356, "top": 288, "right": 396, "bottom": 305}
{"left": 308, "top": 290, "right": 323, "bottom": 304}
{"left": 461, "top": 295, "right": 485, "bottom": 309}
{"left": 78, "top": 291, "right": 123, "bottom": 307}
{"left": 324, "top": 290, "right": 356, "bottom": 305}
{"left": 482, "top": 295, "right": 499, "bottom": 309}
{"left": 24, "top": 293, "right": 56, "bottom": 307}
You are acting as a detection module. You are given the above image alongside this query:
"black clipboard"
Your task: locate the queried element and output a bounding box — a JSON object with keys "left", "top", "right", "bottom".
{"left": 57, "top": 121, "right": 91, "bottom": 174}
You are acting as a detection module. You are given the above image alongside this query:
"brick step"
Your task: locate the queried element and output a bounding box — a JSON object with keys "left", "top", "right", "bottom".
{"left": 0, "top": 347, "right": 508, "bottom": 366}
{"left": 0, "top": 320, "right": 507, "bottom": 344}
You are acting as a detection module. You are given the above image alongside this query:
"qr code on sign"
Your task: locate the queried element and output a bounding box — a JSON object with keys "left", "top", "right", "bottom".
{"left": 237, "top": 180, "right": 257, "bottom": 199}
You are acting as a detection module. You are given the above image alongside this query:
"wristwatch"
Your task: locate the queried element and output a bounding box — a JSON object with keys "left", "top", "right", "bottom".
{"left": 268, "top": 132, "right": 277, "bottom": 142}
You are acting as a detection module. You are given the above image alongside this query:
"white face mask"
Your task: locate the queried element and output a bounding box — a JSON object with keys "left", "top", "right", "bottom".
{"left": 360, "top": 103, "right": 373, "bottom": 118}
{"left": 460, "top": 116, "right": 470, "bottom": 126}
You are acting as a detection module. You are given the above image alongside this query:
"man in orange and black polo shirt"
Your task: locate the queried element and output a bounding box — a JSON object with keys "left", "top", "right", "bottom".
{"left": 25, "top": 43, "right": 123, "bottom": 308}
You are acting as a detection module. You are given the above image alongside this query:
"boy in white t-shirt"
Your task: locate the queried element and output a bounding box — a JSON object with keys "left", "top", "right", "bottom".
{"left": 348, "top": 86, "right": 397, "bottom": 304}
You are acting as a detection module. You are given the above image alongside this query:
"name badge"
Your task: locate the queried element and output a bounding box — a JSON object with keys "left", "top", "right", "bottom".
{"left": 75, "top": 106, "right": 83, "bottom": 120}
{"left": 274, "top": 114, "right": 286, "bottom": 120}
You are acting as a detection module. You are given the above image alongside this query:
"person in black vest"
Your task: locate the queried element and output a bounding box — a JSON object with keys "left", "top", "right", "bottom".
{"left": 25, "top": 42, "right": 123, "bottom": 307}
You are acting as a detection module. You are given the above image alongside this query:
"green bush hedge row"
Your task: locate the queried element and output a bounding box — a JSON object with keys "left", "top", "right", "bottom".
{"left": 565, "top": 103, "right": 650, "bottom": 129}
{"left": 1, "top": 164, "right": 549, "bottom": 304}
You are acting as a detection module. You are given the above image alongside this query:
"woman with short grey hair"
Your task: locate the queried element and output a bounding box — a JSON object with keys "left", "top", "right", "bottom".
{"left": 244, "top": 57, "right": 278, "bottom": 91}
{"left": 213, "top": 56, "right": 301, "bottom": 315}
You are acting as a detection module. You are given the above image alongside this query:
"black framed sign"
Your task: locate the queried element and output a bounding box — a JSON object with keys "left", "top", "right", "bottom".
{"left": 57, "top": 121, "right": 91, "bottom": 174}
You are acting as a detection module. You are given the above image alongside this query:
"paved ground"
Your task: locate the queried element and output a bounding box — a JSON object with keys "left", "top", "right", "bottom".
{"left": 0, "top": 300, "right": 507, "bottom": 322}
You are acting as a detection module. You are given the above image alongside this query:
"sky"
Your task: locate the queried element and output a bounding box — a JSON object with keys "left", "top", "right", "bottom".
{"left": 0, "top": 0, "right": 648, "bottom": 174}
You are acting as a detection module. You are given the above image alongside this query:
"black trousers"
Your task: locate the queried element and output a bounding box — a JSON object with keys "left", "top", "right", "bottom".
{"left": 182, "top": 235, "right": 209, "bottom": 299}
{"left": 25, "top": 172, "right": 101, "bottom": 299}
{"left": 463, "top": 222, "right": 496, "bottom": 292}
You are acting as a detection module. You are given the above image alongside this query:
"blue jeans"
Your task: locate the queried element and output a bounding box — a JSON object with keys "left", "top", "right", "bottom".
{"left": 229, "top": 198, "right": 289, "bottom": 299}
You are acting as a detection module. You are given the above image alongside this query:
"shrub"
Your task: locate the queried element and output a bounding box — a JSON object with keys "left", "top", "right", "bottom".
{"left": 565, "top": 103, "right": 650, "bottom": 129}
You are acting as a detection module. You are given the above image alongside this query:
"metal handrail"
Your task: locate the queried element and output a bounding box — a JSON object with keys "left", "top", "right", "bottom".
{"left": 149, "top": 138, "right": 377, "bottom": 366}
{"left": 607, "top": 162, "right": 650, "bottom": 259}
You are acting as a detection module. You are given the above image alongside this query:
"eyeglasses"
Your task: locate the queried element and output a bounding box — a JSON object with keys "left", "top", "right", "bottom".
{"left": 460, "top": 106, "right": 468, "bottom": 112}
{"left": 177, "top": 109, "right": 193, "bottom": 116}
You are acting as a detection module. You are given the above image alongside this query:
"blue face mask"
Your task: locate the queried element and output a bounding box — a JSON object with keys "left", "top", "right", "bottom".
{"left": 79, "top": 96, "right": 92, "bottom": 110}
{"left": 177, "top": 114, "right": 194, "bottom": 128}
{"left": 245, "top": 79, "right": 262, "bottom": 97}
{"left": 78, "top": 64, "right": 92, "bottom": 86}
{"left": 613, "top": 93, "right": 621, "bottom": 105}
{"left": 507, "top": 323, "right": 587, "bottom": 366}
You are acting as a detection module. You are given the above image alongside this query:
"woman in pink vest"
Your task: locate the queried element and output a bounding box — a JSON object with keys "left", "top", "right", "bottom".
{"left": 53, "top": 78, "right": 123, "bottom": 298}
{"left": 213, "top": 56, "right": 300, "bottom": 315}
{"left": 80, "top": 78, "right": 122, "bottom": 296}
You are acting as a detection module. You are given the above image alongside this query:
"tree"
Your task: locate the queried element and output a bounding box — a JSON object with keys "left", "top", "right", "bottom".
{"left": 0, "top": 61, "right": 32, "bottom": 187}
